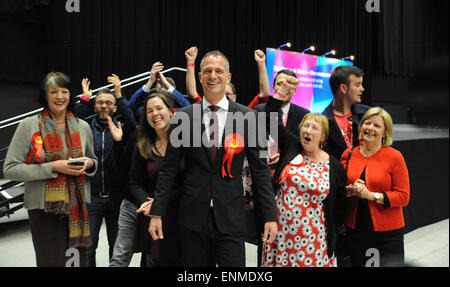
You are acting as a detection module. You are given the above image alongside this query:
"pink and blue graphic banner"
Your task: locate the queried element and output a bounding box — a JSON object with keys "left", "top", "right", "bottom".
{"left": 266, "top": 48, "right": 353, "bottom": 113}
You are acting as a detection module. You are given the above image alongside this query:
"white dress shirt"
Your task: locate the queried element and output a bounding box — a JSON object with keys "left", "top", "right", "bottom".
{"left": 202, "top": 96, "right": 229, "bottom": 147}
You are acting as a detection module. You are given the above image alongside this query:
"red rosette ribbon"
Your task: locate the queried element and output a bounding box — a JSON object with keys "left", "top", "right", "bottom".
{"left": 27, "top": 132, "right": 43, "bottom": 164}
{"left": 221, "top": 133, "right": 245, "bottom": 178}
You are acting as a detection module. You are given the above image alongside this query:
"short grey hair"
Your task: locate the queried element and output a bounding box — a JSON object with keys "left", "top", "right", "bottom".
{"left": 200, "top": 50, "right": 230, "bottom": 73}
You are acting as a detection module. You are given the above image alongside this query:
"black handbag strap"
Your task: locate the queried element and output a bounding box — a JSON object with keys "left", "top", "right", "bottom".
{"left": 346, "top": 147, "right": 354, "bottom": 173}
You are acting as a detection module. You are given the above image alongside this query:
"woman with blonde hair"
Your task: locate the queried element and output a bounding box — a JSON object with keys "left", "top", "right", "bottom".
{"left": 341, "top": 107, "right": 410, "bottom": 266}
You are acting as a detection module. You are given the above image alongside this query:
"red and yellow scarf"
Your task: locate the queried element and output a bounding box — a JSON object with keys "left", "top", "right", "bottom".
{"left": 31, "top": 109, "right": 91, "bottom": 248}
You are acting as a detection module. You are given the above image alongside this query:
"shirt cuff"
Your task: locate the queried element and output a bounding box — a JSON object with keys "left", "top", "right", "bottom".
{"left": 142, "top": 85, "right": 150, "bottom": 93}
{"left": 382, "top": 192, "right": 391, "bottom": 209}
{"left": 167, "top": 86, "right": 175, "bottom": 94}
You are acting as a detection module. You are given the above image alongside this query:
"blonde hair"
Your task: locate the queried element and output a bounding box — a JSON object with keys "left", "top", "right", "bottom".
{"left": 359, "top": 107, "right": 394, "bottom": 146}
{"left": 298, "top": 113, "right": 329, "bottom": 147}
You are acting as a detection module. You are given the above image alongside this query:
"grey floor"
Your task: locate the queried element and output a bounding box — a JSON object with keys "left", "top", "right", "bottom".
{"left": 0, "top": 206, "right": 448, "bottom": 267}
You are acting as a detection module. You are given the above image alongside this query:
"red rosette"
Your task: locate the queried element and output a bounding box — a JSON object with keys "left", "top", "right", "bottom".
{"left": 221, "top": 133, "right": 244, "bottom": 178}
{"left": 26, "top": 132, "right": 43, "bottom": 164}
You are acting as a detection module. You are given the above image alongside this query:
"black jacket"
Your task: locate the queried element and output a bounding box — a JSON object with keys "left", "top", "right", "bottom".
{"left": 266, "top": 97, "right": 347, "bottom": 258}
{"left": 255, "top": 102, "right": 309, "bottom": 136}
{"left": 150, "top": 100, "right": 278, "bottom": 234}
{"left": 74, "top": 97, "right": 137, "bottom": 197}
{"left": 322, "top": 102, "right": 370, "bottom": 161}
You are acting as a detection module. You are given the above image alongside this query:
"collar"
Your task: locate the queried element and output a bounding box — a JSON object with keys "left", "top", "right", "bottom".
{"left": 281, "top": 102, "right": 291, "bottom": 115}
{"left": 202, "top": 96, "right": 229, "bottom": 112}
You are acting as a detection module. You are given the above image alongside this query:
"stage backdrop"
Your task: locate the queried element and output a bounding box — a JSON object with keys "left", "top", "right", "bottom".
{"left": 266, "top": 47, "right": 353, "bottom": 113}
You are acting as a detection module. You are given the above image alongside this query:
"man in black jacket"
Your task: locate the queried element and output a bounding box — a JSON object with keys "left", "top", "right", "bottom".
{"left": 322, "top": 65, "right": 370, "bottom": 161}
{"left": 149, "top": 50, "right": 278, "bottom": 267}
{"left": 74, "top": 74, "right": 137, "bottom": 267}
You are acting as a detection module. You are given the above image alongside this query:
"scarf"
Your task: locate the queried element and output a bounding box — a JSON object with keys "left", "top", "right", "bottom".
{"left": 38, "top": 109, "right": 91, "bottom": 248}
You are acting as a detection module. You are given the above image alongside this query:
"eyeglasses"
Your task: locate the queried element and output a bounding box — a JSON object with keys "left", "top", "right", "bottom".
{"left": 95, "top": 100, "right": 114, "bottom": 107}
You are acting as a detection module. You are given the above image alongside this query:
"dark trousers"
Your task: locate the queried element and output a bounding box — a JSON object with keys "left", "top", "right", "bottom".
{"left": 28, "top": 209, "right": 86, "bottom": 267}
{"left": 179, "top": 208, "right": 245, "bottom": 267}
{"left": 86, "top": 195, "right": 121, "bottom": 267}
{"left": 347, "top": 227, "right": 405, "bottom": 267}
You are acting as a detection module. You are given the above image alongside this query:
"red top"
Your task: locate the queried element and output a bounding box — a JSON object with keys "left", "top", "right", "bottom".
{"left": 188, "top": 93, "right": 203, "bottom": 104}
{"left": 341, "top": 146, "right": 410, "bottom": 231}
{"left": 334, "top": 112, "right": 353, "bottom": 149}
{"left": 247, "top": 92, "right": 268, "bottom": 109}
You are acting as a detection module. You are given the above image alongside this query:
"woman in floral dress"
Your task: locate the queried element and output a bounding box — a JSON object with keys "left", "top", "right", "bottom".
{"left": 261, "top": 76, "right": 347, "bottom": 267}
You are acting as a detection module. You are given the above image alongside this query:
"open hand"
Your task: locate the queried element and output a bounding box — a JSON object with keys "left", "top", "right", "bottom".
{"left": 107, "top": 74, "right": 122, "bottom": 98}
{"left": 107, "top": 115, "right": 122, "bottom": 141}
{"left": 81, "top": 78, "right": 93, "bottom": 98}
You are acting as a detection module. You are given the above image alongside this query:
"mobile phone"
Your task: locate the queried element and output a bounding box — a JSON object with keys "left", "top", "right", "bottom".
{"left": 68, "top": 158, "right": 86, "bottom": 166}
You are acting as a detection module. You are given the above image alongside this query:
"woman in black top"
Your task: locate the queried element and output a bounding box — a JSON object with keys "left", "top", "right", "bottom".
{"left": 110, "top": 90, "right": 183, "bottom": 267}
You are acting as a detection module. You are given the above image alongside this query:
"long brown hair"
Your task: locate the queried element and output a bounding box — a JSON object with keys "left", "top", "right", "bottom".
{"left": 137, "top": 89, "right": 174, "bottom": 160}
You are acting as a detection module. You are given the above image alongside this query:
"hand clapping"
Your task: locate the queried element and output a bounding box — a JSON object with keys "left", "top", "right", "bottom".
{"left": 107, "top": 115, "right": 122, "bottom": 142}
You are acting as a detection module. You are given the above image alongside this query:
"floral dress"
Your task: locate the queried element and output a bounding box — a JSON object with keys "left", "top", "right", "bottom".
{"left": 261, "top": 153, "right": 336, "bottom": 267}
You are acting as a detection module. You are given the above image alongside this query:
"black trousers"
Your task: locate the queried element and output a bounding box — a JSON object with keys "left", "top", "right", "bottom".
{"left": 28, "top": 209, "right": 87, "bottom": 267}
{"left": 179, "top": 208, "right": 246, "bottom": 267}
{"left": 347, "top": 227, "right": 405, "bottom": 267}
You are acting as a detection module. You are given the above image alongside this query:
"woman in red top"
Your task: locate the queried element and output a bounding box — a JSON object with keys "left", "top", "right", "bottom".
{"left": 340, "top": 107, "right": 410, "bottom": 267}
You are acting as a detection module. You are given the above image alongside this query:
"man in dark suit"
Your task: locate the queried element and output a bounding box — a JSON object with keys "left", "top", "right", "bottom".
{"left": 322, "top": 65, "right": 370, "bottom": 161}
{"left": 148, "top": 50, "right": 278, "bottom": 267}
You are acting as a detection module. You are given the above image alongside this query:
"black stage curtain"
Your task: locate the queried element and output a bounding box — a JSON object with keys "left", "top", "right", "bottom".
{"left": 393, "top": 138, "right": 449, "bottom": 233}
{"left": 1, "top": 0, "right": 446, "bottom": 107}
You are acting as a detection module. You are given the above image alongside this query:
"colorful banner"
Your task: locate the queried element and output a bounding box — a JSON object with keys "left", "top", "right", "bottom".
{"left": 266, "top": 48, "right": 353, "bottom": 113}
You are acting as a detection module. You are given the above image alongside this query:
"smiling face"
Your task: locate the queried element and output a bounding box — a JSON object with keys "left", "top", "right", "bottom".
{"left": 360, "top": 115, "right": 386, "bottom": 145}
{"left": 46, "top": 85, "right": 70, "bottom": 116}
{"left": 94, "top": 93, "right": 117, "bottom": 122}
{"left": 146, "top": 96, "right": 173, "bottom": 132}
{"left": 199, "top": 55, "right": 231, "bottom": 100}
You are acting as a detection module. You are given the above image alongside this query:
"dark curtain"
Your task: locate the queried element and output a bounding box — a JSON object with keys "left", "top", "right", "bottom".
{"left": 1, "top": 0, "right": 448, "bottom": 106}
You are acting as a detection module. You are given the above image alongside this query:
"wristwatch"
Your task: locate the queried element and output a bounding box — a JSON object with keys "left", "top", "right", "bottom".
{"left": 373, "top": 192, "right": 381, "bottom": 202}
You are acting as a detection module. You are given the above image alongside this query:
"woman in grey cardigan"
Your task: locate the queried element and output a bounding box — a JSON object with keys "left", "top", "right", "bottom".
{"left": 3, "top": 72, "right": 98, "bottom": 267}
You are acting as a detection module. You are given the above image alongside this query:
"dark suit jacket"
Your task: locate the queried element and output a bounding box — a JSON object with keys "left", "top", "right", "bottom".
{"left": 266, "top": 97, "right": 348, "bottom": 258}
{"left": 322, "top": 102, "right": 370, "bottom": 161}
{"left": 254, "top": 102, "right": 310, "bottom": 136}
{"left": 150, "top": 100, "right": 278, "bottom": 234}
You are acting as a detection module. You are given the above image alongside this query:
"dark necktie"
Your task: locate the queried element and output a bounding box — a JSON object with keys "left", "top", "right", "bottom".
{"left": 208, "top": 105, "right": 219, "bottom": 160}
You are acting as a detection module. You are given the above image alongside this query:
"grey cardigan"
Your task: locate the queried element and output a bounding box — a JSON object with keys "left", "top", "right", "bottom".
{"left": 3, "top": 115, "right": 98, "bottom": 210}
